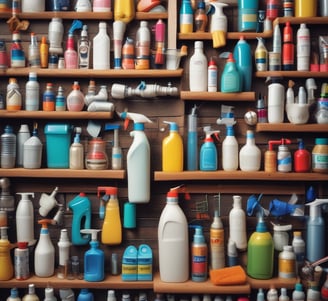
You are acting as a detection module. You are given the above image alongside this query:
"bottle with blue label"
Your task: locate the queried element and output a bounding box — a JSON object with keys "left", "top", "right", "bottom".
{"left": 238, "top": 0, "right": 259, "bottom": 32}
{"left": 191, "top": 226, "right": 208, "bottom": 282}
{"left": 179, "top": 0, "right": 193, "bottom": 33}
{"left": 199, "top": 126, "right": 220, "bottom": 171}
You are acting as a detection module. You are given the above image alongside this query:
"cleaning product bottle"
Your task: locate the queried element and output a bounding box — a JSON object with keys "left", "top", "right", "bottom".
{"left": 98, "top": 186, "right": 122, "bottom": 245}
{"left": 233, "top": 36, "right": 252, "bottom": 91}
{"left": 135, "top": 21, "right": 150, "bottom": 70}
{"left": 80, "top": 229, "right": 104, "bottom": 282}
{"left": 69, "top": 127, "right": 84, "bottom": 169}
{"left": 23, "top": 123, "right": 43, "bottom": 169}
{"left": 1, "top": 124, "right": 16, "bottom": 168}
{"left": 191, "top": 226, "right": 208, "bottom": 282}
{"left": 16, "top": 124, "right": 31, "bottom": 167}
{"left": 208, "top": 57, "right": 218, "bottom": 92}
{"left": 189, "top": 41, "right": 207, "bottom": 92}
{"left": 7, "top": 287, "right": 21, "bottom": 301}
{"left": 255, "top": 37, "right": 268, "bottom": 72}
{"left": 239, "top": 130, "right": 261, "bottom": 171}
{"left": 305, "top": 198, "right": 328, "bottom": 262}
{"left": 292, "top": 283, "right": 305, "bottom": 301}
{"left": 14, "top": 241, "right": 29, "bottom": 280}
{"left": 296, "top": 23, "right": 310, "bottom": 71}
{"left": 238, "top": 0, "right": 259, "bottom": 32}
{"left": 64, "top": 33, "right": 78, "bottom": 69}
{"left": 22, "top": 284, "right": 39, "bottom": 301}
{"left": 278, "top": 245, "right": 296, "bottom": 279}
{"left": 294, "top": 139, "right": 311, "bottom": 172}
{"left": 28, "top": 32, "right": 41, "bottom": 68}
{"left": 6, "top": 77, "right": 22, "bottom": 110}
{"left": 208, "top": 2, "right": 228, "bottom": 48}
{"left": 10, "top": 31, "right": 26, "bottom": 68}
{"left": 187, "top": 105, "right": 198, "bottom": 171}
{"left": 282, "top": 22, "right": 295, "bottom": 71}
{"left": 229, "top": 195, "right": 247, "bottom": 251}
{"left": 25, "top": 72, "right": 40, "bottom": 111}
{"left": 16, "top": 192, "right": 35, "bottom": 244}
{"left": 222, "top": 125, "right": 238, "bottom": 171}
{"left": 78, "top": 24, "right": 90, "bottom": 69}
{"left": 77, "top": 289, "right": 94, "bottom": 301}
{"left": 246, "top": 213, "right": 274, "bottom": 279}
{"left": 44, "top": 288, "right": 56, "bottom": 301}
{"left": 43, "top": 83, "right": 55, "bottom": 111}
{"left": 279, "top": 288, "right": 290, "bottom": 301}
{"left": 257, "top": 288, "right": 265, "bottom": 301}
{"left": 199, "top": 126, "right": 220, "bottom": 171}
{"left": 277, "top": 139, "right": 292, "bottom": 172}
{"left": 292, "top": 231, "right": 305, "bottom": 272}
{"left": 220, "top": 53, "right": 241, "bottom": 93}
{"left": 57, "top": 228, "right": 71, "bottom": 279}
{"left": 93, "top": 22, "right": 110, "bottom": 70}
{"left": 210, "top": 210, "right": 225, "bottom": 269}
{"left": 162, "top": 121, "right": 184, "bottom": 172}
{"left": 158, "top": 186, "right": 189, "bottom": 282}
{"left": 194, "top": 1, "right": 208, "bottom": 32}
{"left": 179, "top": 0, "right": 193, "bottom": 33}
{"left": 267, "top": 78, "right": 285, "bottom": 123}
{"left": 67, "top": 81, "right": 85, "bottom": 111}
{"left": 113, "top": 0, "right": 135, "bottom": 23}
{"left": 40, "top": 36, "right": 49, "bottom": 68}
{"left": 264, "top": 139, "right": 283, "bottom": 172}
{"left": 34, "top": 219, "right": 55, "bottom": 277}
{"left": 267, "top": 287, "right": 278, "bottom": 301}
{"left": 0, "top": 227, "right": 13, "bottom": 280}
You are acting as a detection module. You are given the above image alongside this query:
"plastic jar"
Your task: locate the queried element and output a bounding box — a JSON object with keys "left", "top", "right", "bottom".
{"left": 85, "top": 138, "right": 108, "bottom": 170}
{"left": 312, "top": 138, "right": 328, "bottom": 173}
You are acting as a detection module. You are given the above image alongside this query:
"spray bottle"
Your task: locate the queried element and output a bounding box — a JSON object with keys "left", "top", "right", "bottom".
{"left": 210, "top": 209, "right": 225, "bottom": 269}
{"left": 158, "top": 185, "right": 190, "bottom": 282}
{"left": 113, "top": 20, "right": 126, "bottom": 69}
{"left": 0, "top": 227, "right": 13, "bottom": 280}
{"left": 294, "top": 139, "right": 311, "bottom": 172}
{"left": 80, "top": 229, "right": 104, "bottom": 282}
{"left": 162, "top": 121, "right": 184, "bottom": 172}
{"left": 191, "top": 225, "right": 208, "bottom": 282}
{"left": 16, "top": 192, "right": 35, "bottom": 245}
{"left": 120, "top": 111, "right": 152, "bottom": 228}
{"left": 34, "top": 219, "right": 55, "bottom": 277}
{"left": 305, "top": 198, "right": 328, "bottom": 262}
{"left": 104, "top": 123, "right": 122, "bottom": 170}
{"left": 187, "top": 105, "right": 198, "bottom": 171}
{"left": 98, "top": 186, "right": 122, "bottom": 245}
{"left": 208, "top": 2, "right": 228, "bottom": 48}
{"left": 199, "top": 126, "right": 220, "bottom": 171}
{"left": 68, "top": 192, "right": 91, "bottom": 245}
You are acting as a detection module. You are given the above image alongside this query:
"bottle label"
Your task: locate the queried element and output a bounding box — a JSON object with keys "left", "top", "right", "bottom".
{"left": 312, "top": 153, "right": 328, "bottom": 170}
{"left": 192, "top": 245, "right": 207, "bottom": 280}
{"left": 279, "top": 258, "right": 296, "bottom": 278}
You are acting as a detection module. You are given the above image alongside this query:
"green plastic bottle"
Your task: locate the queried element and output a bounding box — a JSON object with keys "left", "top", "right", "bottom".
{"left": 246, "top": 215, "right": 274, "bottom": 279}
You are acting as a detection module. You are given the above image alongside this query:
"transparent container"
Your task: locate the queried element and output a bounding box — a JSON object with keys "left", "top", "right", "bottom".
{"left": 85, "top": 138, "right": 108, "bottom": 170}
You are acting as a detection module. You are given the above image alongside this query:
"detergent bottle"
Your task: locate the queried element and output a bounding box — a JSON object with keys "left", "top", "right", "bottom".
{"left": 80, "top": 229, "right": 104, "bottom": 282}
{"left": 239, "top": 130, "right": 261, "bottom": 171}
{"left": 305, "top": 198, "right": 328, "bottom": 262}
{"left": 67, "top": 81, "right": 85, "bottom": 111}
{"left": 199, "top": 126, "right": 220, "bottom": 171}
{"left": 23, "top": 123, "right": 43, "bottom": 169}
{"left": 0, "top": 227, "right": 13, "bottom": 280}
{"left": 162, "top": 121, "right": 183, "bottom": 172}
{"left": 68, "top": 192, "right": 91, "bottom": 245}
{"left": 158, "top": 185, "right": 189, "bottom": 282}
{"left": 34, "top": 219, "right": 55, "bottom": 277}
{"left": 98, "top": 186, "right": 122, "bottom": 245}
{"left": 208, "top": 2, "right": 228, "bottom": 48}
{"left": 220, "top": 53, "right": 241, "bottom": 93}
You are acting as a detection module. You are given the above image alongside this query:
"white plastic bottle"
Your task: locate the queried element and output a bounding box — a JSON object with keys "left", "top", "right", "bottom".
{"left": 7, "top": 287, "right": 21, "bottom": 301}
{"left": 70, "top": 127, "right": 84, "bottom": 169}
{"left": 23, "top": 126, "right": 43, "bottom": 169}
{"left": 278, "top": 245, "right": 296, "bottom": 279}
{"left": 239, "top": 130, "right": 261, "bottom": 171}
{"left": 292, "top": 283, "right": 305, "bottom": 301}
{"left": 25, "top": 72, "right": 40, "bottom": 111}
{"left": 135, "top": 21, "right": 151, "bottom": 70}
{"left": 67, "top": 81, "right": 85, "bottom": 111}
{"left": 222, "top": 125, "right": 239, "bottom": 171}
{"left": 57, "top": 229, "right": 71, "bottom": 279}
{"left": 16, "top": 192, "right": 35, "bottom": 244}
{"left": 158, "top": 187, "right": 189, "bottom": 282}
{"left": 292, "top": 231, "right": 305, "bottom": 271}
{"left": 210, "top": 210, "right": 225, "bottom": 269}
{"left": 93, "top": 0, "right": 111, "bottom": 12}
{"left": 296, "top": 23, "right": 310, "bottom": 71}
{"left": 189, "top": 41, "right": 208, "bottom": 92}
{"left": 16, "top": 124, "right": 31, "bottom": 167}
{"left": 44, "top": 287, "right": 57, "bottom": 301}
{"left": 22, "top": 284, "right": 39, "bottom": 301}
{"left": 279, "top": 288, "right": 290, "bottom": 301}
{"left": 208, "top": 57, "right": 218, "bottom": 92}
{"left": 229, "top": 195, "right": 247, "bottom": 251}
{"left": 267, "top": 287, "right": 279, "bottom": 301}
{"left": 21, "top": 0, "right": 45, "bottom": 12}
{"left": 268, "top": 81, "right": 285, "bottom": 123}
{"left": 93, "top": 22, "right": 110, "bottom": 70}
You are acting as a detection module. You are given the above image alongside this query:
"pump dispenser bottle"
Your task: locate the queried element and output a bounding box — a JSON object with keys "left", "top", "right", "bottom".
{"left": 0, "top": 227, "right": 14, "bottom": 280}
{"left": 16, "top": 192, "right": 35, "bottom": 244}
{"left": 239, "top": 130, "right": 261, "bottom": 171}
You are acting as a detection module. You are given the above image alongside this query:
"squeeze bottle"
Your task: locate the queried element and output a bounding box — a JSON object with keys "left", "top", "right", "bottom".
{"left": 221, "top": 125, "right": 238, "bottom": 171}
{"left": 294, "top": 139, "right": 311, "bottom": 172}
{"left": 23, "top": 124, "right": 43, "bottom": 169}
{"left": 98, "top": 186, "right": 122, "bottom": 245}
{"left": 70, "top": 127, "right": 84, "bottom": 169}
{"left": 191, "top": 226, "right": 208, "bottom": 282}
{"left": 199, "top": 126, "right": 220, "bottom": 171}
{"left": 0, "top": 227, "right": 14, "bottom": 280}
{"left": 179, "top": 0, "right": 193, "bottom": 33}
{"left": 16, "top": 192, "right": 35, "bottom": 244}
{"left": 158, "top": 186, "right": 189, "bottom": 282}
{"left": 80, "top": 229, "right": 104, "bottom": 282}
{"left": 187, "top": 105, "right": 198, "bottom": 171}
{"left": 220, "top": 53, "right": 241, "bottom": 93}
{"left": 93, "top": 22, "right": 110, "bottom": 70}
{"left": 162, "top": 121, "right": 184, "bottom": 172}
{"left": 210, "top": 210, "right": 225, "bottom": 269}
{"left": 229, "top": 195, "right": 247, "bottom": 251}
{"left": 207, "top": 57, "right": 218, "bottom": 92}
{"left": 305, "top": 198, "right": 328, "bottom": 262}
{"left": 57, "top": 229, "right": 71, "bottom": 279}
{"left": 22, "top": 284, "right": 39, "bottom": 301}
{"left": 296, "top": 23, "right": 310, "bottom": 71}
{"left": 34, "top": 219, "right": 55, "bottom": 277}
{"left": 189, "top": 41, "right": 207, "bottom": 92}
{"left": 239, "top": 130, "right": 261, "bottom": 171}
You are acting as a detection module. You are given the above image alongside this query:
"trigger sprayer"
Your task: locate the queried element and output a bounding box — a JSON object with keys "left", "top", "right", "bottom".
{"left": 208, "top": 1, "right": 228, "bottom": 48}
{"left": 264, "top": 138, "right": 291, "bottom": 172}
{"left": 199, "top": 126, "right": 220, "bottom": 171}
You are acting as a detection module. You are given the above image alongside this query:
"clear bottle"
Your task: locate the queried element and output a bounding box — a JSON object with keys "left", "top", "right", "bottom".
{"left": 25, "top": 72, "right": 40, "bottom": 111}
{"left": 93, "top": 22, "right": 110, "bottom": 70}
{"left": 239, "top": 130, "right": 261, "bottom": 171}
{"left": 28, "top": 32, "right": 41, "bottom": 68}
{"left": 78, "top": 25, "right": 90, "bottom": 69}
{"left": 279, "top": 288, "right": 290, "bottom": 301}
{"left": 43, "top": 83, "right": 55, "bottom": 111}
{"left": 189, "top": 41, "right": 208, "bottom": 92}
{"left": 6, "top": 77, "right": 22, "bottom": 110}
{"left": 67, "top": 81, "right": 85, "bottom": 111}
{"left": 135, "top": 21, "right": 151, "bottom": 70}
{"left": 1, "top": 125, "right": 16, "bottom": 168}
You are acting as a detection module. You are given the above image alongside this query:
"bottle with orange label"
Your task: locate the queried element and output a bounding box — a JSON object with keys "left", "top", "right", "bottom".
{"left": 43, "top": 83, "right": 55, "bottom": 111}
{"left": 191, "top": 226, "right": 208, "bottom": 282}
{"left": 210, "top": 210, "right": 225, "bottom": 270}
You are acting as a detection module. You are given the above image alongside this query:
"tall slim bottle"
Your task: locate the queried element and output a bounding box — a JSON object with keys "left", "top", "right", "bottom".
{"left": 93, "top": 22, "right": 110, "bottom": 70}
{"left": 180, "top": 0, "right": 193, "bottom": 33}
{"left": 189, "top": 41, "right": 207, "bottom": 92}
{"left": 210, "top": 210, "right": 225, "bottom": 269}
{"left": 187, "top": 105, "right": 198, "bottom": 171}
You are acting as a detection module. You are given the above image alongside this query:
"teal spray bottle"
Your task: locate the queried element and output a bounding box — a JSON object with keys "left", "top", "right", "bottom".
{"left": 199, "top": 126, "right": 220, "bottom": 171}
{"left": 220, "top": 53, "right": 241, "bottom": 93}
{"left": 80, "top": 229, "right": 104, "bottom": 282}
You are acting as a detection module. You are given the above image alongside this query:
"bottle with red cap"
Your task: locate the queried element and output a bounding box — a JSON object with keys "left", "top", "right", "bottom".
{"left": 282, "top": 22, "right": 295, "bottom": 70}
{"left": 207, "top": 57, "right": 218, "bottom": 92}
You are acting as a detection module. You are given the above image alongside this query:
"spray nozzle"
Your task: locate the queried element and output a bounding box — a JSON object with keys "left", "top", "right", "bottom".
{"left": 268, "top": 138, "right": 291, "bottom": 151}
{"left": 167, "top": 184, "right": 190, "bottom": 200}
{"left": 163, "top": 121, "right": 178, "bottom": 131}
{"left": 203, "top": 126, "right": 220, "bottom": 141}
{"left": 39, "top": 187, "right": 59, "bottom": 217}
{"left": 38, "top": 219, "right": 55, "bottom": 228}
{"left": 246, "top": 194, "right": 268, "bottom": 216}
{"left": 68, "top": 19, "right": 83, "bottom": 35}
{"left": 97, "top": 186, "right": 118, "bottom": 219}
{"left": 119, "top": 111, "right": 153, "bottom": 130}
{"left": 216, "top": 105, "right": 236, "bottom": 127}
{"left": 80, "top": 229, "right": 101, "bottom": 241}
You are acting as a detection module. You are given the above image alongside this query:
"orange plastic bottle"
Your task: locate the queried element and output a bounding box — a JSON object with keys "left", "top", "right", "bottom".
{"left": 0, "top": 227, "right": 13, "bottom": 280}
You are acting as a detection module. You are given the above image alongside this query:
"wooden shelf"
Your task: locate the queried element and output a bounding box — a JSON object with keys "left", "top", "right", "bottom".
{"left": 256, "top": 123, "right": 328, "bottom": 133}
{"left": 153, "top": 273, "right": 250, "bottom": 294}
{"left": 247, "top": 276, "right": 298, "bottom": 290}
{"left": 0, "top": 275, "right": 152, "bottom": 289}
{"left": 0, "top": 168, "right": 125, "bottom": 179}
{"left": 154, "top": 171, "right": 328, "bottom": 181}
{"left": 178, "top": 30, "right": 272, "bottom": 40}
{"left": 273, "top": 16, "right": 328, "bottom": 26}
{"left": 0, "top": 110, "right": 114, "bottom": 119}
{"left": 180, "top": 91, "right": 255, "bottom": 101}
{"left": 255, "top": 71, "right": 328, "bottom": 78}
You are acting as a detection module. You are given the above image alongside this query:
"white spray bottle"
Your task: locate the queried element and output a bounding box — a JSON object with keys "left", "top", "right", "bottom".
{"left": 208, "top": 2, "right": 228, "bottom": 48}
{"left": 305, "top": 198, "right": 328, "bottom": 262}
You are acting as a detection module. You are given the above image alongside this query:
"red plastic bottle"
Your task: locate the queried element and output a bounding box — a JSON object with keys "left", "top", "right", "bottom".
{"left": 294, "top": 139, "right": 311, "bottom": 172}
{"left": 282, "top": 22, "right": 295, "bottom": 70}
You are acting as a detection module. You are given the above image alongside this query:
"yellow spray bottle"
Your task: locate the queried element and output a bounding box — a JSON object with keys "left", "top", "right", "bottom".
{"left": 0, "top": 226, "right": 13, "bottom": 280}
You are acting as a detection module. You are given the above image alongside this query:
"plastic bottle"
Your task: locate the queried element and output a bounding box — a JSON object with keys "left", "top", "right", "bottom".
{"left": 28, "top": 32, "right": 41, "bottom": 68}
{"left": 277, "top": 141, "right": 292, "bottom": 172}
{"left": 16, "top": 124, "right": 30, "bottom": 167}
{"left": 292, "top": 283, "right": 305, "bottom": 301}
{"left": 255, "top": 37, "right": 268, "bottom": 72}
{"left": 122, "top": 37, "right": 135, "bottom": 69}
{"left": 191, "top": 226, "right": 208, "bottom": 282}
{"left": 0, "top": 227, "right": 14, "bottom": 280}
{"left": 98, "top": 186, "right": 122, "bottom": 245}
{"left": 34, "top": 219, "right": 55, "bottom": 277}
{"left": 291, "top": 231, "right": 305, "bottom": 273}
{"left": 222, "top": 125, "right": 239, "bottom": 171}
{"left": 22, "top": 284, "right": 39, "bottom": 301}
{"left": 6, "top": 77, "right": 22, "bottom": 110}
{"left": 227, "top": 238, "right": 238, "bottom": 266}
{"left": 266, "top": 0, "right": 280, "bottom": 20}
{"left": 238, "top": 0, "right": 259, "bottom": 32}
{"left": 194, "top": 1, "right": 207, "bottom": 32}
{"left": 67, "top": 81, "right": 85, "bottom": 111}
{"left": 70, "top": 127, "right": 84, "bottom": 169}
{"left": 78, "top": 25, "right": 90, "bottom": 69}
{"left": 1, "top": 125, "right": 16, "bottom": 168}
{"left": 187, "top": 105, "right": 198, "bottom": 171}
{"left": 55, "top": 86, "right": 66, "bottom": 111}
{"left": 208, "top": 57, "right": 218, "bottom": 92}
{"left": 247, "top": 215, "right": 274, "bottom": 279}
{"left": 189, "top": 41, "right": 207, "bottom": 92}
{"left": 295, "top": 0, "right": 317, "bottom": 17}
{"left": 40, "top": 36, "right": 49, "bottom": 68}
{"left": 80, "top": 229, "right": 104, "bottom": 282}
{"left": 43, "top": 83, "right": 55, "bottom": 111}
{"left": 278, "top": 245, "right": 296, "bottom": 278}
{"left": 220, "top": 53, "right": 241, "bottom": 93}
{"left": 25, "top": 72, "right": 40, "bottom": 111}
{"left": 93, "top": 0, "right": 111, "bottom": 12}
{"left": 16, "top": 192, "right": 35, "bottom": 244}
{"left": 64, "top": 33, "right": 78, "bottom": 69}
{"left": 321, "top": 274, "right": 328, "bottom": 301}
{"left": 135, "top": 21, "right": 150, "bottom": 70}
{"left": 312, "top": 138, "right": 328, "bottom": 173}
{"left": 267, "top": 287, "right": 278, "bottom": 301}
{"left": 7, "top": 287, "right": 21, "bottom": 301}
{"left": 279, "top": 288, "right": 290, "bottom": 301}
{"left": 43, "top": 287, "right": 56, "bottom": 301}
{"left": 21, "top": 0, "right": 45, "bottom": 11}
{"left": 162, "top": 121, "right": 184, "bottom": 172}
{"left": 210, "top": 210, "right": 225, "bottom": 269}
{"left": 48, "top": 18, "right": 64, "bottom": 55}
{"left": 233, "top": 36, "right": 252, "bottom": 91}
{"left": 296, "top": 23, "right": 310, "bottom": 71}
{"left": 306, "top": 283, "right": 320, "bottom": 301}
{"left": 268, "top": 80, "right": 285, "bottom": 123}
{"left": 282, "top": 22, "right": 295, "bottom": 70}
{"left": 199, "top": 126, "right": 220, "bottom": 171}
{"left": 239, "top": 130, "right": 261, "bottom": 171}
{"left": 179, "top": 0, "right": 193, "bottom": 33}
{"left": 57, "top": 228, "right": 71, "bottom": 279}
{"left": 77, "top": 289, "right": 94, "bottom": 301}
{"left": 158, "top": 186, "right": 189, "bottom": 282}
{"left": 93, "top": 22, "right": 110, "bottom": 70}
{"left": 229, "top": 195, "right": 247, "bottom": 251}
{"left": 23, "top": 124, "right": 43, "bottom": 169}
{"left": 10, "top": 31, "right": 26, "bottom": 68}
{"left": 294, "top": 139, "right": 311, "bottom": 172}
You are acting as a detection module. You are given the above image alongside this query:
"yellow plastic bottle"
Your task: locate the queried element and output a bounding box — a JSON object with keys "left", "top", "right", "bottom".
{"left": 295, "top": 0, "right": 317, "bottom": 17}
{"left": 162, "top": 121, "right": 184, "bottom": 172}
{"left": 98, "top": 187, "right": 122, "bottom": 245}
{"left": 0, "top": 227, "right": 13, "bottom": 280}
{"left": 114, "top": 0, "right": 135, "bottom": 23}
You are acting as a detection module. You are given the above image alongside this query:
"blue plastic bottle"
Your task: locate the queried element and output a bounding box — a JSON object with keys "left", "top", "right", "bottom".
{"left": 77, "top": 289, "right": 94, "bottom": 301}
{"left": 80, "top": 229, "right": 104, "bottom": 282}
{"left": 220, "top": 53, "right": 241, "bottom": 93}
{"left": 179, "top": 0, "right": 193, "bottom": 33}
{"left": 187, "top": 105, "right": 198, "bottom": 171}
{"left": 238, "top": 0, "right": 259, "bottom": 32}
{"left": 233, "top": 36, "right": 252, "bottom": 91}
{"left": 199, "top": 126, "right": 220, "bottom": 171}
